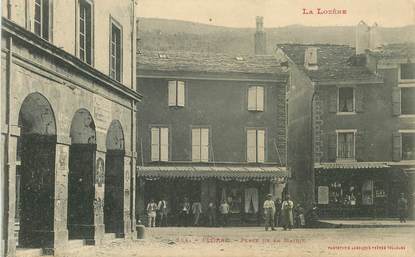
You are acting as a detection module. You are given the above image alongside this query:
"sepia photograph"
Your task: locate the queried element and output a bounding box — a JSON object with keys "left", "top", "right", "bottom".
{"left": 1, "top": 0, "right": 414, "bottom": 256}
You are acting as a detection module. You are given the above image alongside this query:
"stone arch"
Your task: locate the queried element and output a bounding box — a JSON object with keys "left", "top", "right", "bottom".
{"left": 16, "top": 92, "right": 57, "bottom": 248}
{"left": 104, "top": 120, "right": 126, "bottom": 234}
{"left": 67, "top": 108, "right": 97, "bottom": 239}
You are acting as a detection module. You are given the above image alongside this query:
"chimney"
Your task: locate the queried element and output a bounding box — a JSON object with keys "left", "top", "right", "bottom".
{"left": 369, "top": 22, "right": 381, "bottom": 50}
{"left": 254, "top": 16, "right": 266, "bottom": 55}
{"left": 304, "top": 47, "right": 318, "bottom": 70}
{"left": 356, "top": 21, "right": 370, "bottom": 55}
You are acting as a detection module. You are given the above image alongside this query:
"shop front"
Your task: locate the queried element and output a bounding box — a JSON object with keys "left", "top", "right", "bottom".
{"left": 136, "top": 165, "right": 289, "bottom": 226}
{"left": 315, "top": 162, "right": 410, "bottom": 219}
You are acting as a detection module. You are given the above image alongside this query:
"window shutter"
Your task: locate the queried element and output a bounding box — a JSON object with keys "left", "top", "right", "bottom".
{"left": 256, "top": 86, "right": 264, "bottom": 111}
{"left": 248, "top": 87, "right": 256, "bottom": 111}
{"left": 392, "top": 88, "right": 401, "bottom": 116}
{"left": 201, "top": 128, "right": 209, "bottom": 162}
{"left": 355, "top": 130, "right": 364, "bottom": 161}
{"left": 327, "top": 132, "right": 337, "bottom": 161}
{"left": 177, "top": 81, "right": 185, "bottom": 107}
{"left": 192, "top": 128, "right": 201, "bottom": 162}
{"left": 247, "top": 129, "right": 256, "bottom": 162}
{"left": 257, "top": 130, "right": 265, "bottom": 162}
{"left": 160, "top": 128, "right": 169, "bottom": 161}
{"left": 151, "top": 128, "right": 160, "bottom": 161}
{"left": 328, "top": 87, "right": 337, "bottom": 113}
{"left": 168, "top": 81, "right": 177, "bottom": 106}
{"left": 392, "top": 132, "right": 402, "bottom": 161}
{"left": 355, "top": 87, "right": 364, "bottom": 113}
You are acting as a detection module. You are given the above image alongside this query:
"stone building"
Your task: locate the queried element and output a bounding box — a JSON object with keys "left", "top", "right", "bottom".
{"left": 1, "top": 1, "right": 141, "bottom": 256}
{"left": 278, "top": 21, "right": 415, "bottom": 218}
{"left": 135, "top": 49, "right": 289, "bottom": 226}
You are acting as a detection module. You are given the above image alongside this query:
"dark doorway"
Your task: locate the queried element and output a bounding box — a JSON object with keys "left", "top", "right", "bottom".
{"left": 104, "top": 120, "right": 125, "bottom": 234}
{"left": 68, "top": 109, "right": 96, "bottom": 239}
{"left": 16, "top": 93, "right": 57, "bottom": 248}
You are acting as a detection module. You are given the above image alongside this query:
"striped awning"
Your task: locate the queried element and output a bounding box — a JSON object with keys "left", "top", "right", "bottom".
{"left": 315, "top": 162, "right": 390, "bottom": 170}
{"left": 137, "top": 165, "right": 290, "bottom": 182}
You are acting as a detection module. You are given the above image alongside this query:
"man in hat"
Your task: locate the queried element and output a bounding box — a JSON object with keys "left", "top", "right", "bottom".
{"left": 397, "top": 193, "right": 408, "bottom": 223}
{"left": 263, "top": 194, "right": 276, "bottom": 231}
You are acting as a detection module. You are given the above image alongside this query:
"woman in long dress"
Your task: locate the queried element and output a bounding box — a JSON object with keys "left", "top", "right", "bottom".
{"left": 281, "top": 194, "right": 294, "bottom": 230}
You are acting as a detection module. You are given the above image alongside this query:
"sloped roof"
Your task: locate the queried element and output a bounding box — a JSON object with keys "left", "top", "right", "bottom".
{"left": 368, "top": 43, "right": 415, "bottom": 59}
{"left": 278, "top": 44, "right": 382, "bottom": 83}
{"left": 138, "top": 50, "right": 287, "bottom": 76}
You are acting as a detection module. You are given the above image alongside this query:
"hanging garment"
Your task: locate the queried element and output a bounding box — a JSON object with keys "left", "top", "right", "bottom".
{"left": 244, "top": 188, "right": 259, "bottom": 213}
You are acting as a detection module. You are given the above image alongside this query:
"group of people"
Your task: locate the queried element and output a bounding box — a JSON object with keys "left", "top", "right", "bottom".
{"left": 263, "top": 194, "right": 305, "bottom": 231}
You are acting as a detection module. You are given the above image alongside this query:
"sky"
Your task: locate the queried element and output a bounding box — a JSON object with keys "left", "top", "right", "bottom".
{"left": 136, "top": 0, "right": 415, "bottom": 28}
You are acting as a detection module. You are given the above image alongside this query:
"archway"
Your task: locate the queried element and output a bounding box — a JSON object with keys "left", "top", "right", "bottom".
{"left": 104, "top": 120, "right": 125, "bottom": 234}
{"left": 68, "top": 109, "right": 96, "bottom": 239}
{"left": 16, "top": 92, "right": 57, "bottom": 248}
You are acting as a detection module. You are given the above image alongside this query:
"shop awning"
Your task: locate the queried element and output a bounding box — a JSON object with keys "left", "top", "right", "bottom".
{"left": 137, "top": 165, "right": 290, "bottom": 182}
{"left": 315, "top": 162, "right": 390, "bottom": 170}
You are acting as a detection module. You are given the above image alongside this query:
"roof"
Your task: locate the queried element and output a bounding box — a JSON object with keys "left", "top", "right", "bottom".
{"left": 137, "top": 50, "right": 287, "bottom": 77}
{"left": 277, "top": 44, "right": 382, "bottom": 83}
{"left": 315, "top": 162, "right": 390, "bottom": 170}
{"left": 368, "top": 43, "right": 415, "bottom": 59}
{"left": 137, "top": 165, "right": 290, "bottom": 182}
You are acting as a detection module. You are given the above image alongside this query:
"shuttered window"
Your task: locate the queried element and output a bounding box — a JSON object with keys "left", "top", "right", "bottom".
{"left": 392, "top": 88, "right": 401, "bottom": 116}
{"left": 151, "top": 127, "right": 168, "bottom": 161}
{"left": 168, "top": 81, "right": 185, "bottom": 107}
{"left": 110, "top": 20, "right": 122, "bottom": 82}
{"left": 337, "top": 131, "right": 355, "bottom": 160}
{"left": 402, "top": 133, "right": 415, "bottom": 160}
{"left": 247, "top": 129, "right": 265, "bottom": 163}
{"left": 248, "top": 86, "right": 264, "bottom": 111}
{"left": 192, "top": 128, "right": 209, "bottom": 162}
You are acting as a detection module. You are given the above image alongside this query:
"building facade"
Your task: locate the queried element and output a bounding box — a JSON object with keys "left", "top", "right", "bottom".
{"left": 136, "top": 50, "right": 289, "bottom": 226}
{"left": 1, "top": 1, "right": 140, "bottom": 256}
{"left": 279, "top": 21, "right": 415, "bottom": 219}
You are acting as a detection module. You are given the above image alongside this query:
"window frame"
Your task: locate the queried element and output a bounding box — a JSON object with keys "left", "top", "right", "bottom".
{"left": 150, "top": 126, "right": 169, "bottom": 162}
{"left": 399, "top": 130, "right": 415, "bottom": 161}
{"left": 399, "top": 63, "right": 415, "bottom": 83}
{"left": 399, "top": 85, "right": 415, "bottom": 117}
{"left": 33, "top": 0, "right": 52, "bottom": 41}
{"left": 168, "top": 80, "right": 186, "bottom": 107}
{"left": 248, "top": 85, "right": 265, "bottom": 112}
{"left": 337, "top": 86, "right": 356, "bottom": 115}
{"left": 336, "top": 129, "right": 357, "bottom": 162}
{"left": 191, "top": 126, "right": 210, "bottom": 162}
{"left": 109, "top": 16, "right": 123, "bottom": 82}
{"left": 246, "top": 128, "right": 266, "bottom": 163}
{"left": 77, "top": 0, "right": 94, "bottom": 66}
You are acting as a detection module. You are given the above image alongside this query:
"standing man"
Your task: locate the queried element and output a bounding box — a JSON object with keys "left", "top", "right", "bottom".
{"left": 281, "top": 194, "right": 294, "bottom": 230}
{"left": 219, "top": 200, "right": 230, "bottom": 227}
{"left": 146, "top": 198, "right": 158, "bottom": 227}
{"left": 207, "top": 202, "right": 216, "bottom": 227}
{"left": 274, "top": 198, "right": 282, "bottom": 227}
{"left": 180, "top": 197, "right": 191, "bottom": 227}
{"left": 263, "top": 194, "right": 276, "bottom": 231}
{"left": 397, "top": 193, "right": 408, "bottom": 223}
{"left": 157, "top": 196, "right": 169, "bottom": 227}
{"left": 192, "top": 201, "right": 203, "bottom": 226}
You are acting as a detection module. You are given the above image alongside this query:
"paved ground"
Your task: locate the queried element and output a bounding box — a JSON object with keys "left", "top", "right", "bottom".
{"left": 18, "top": 226, "right": 414, "bottom": 257}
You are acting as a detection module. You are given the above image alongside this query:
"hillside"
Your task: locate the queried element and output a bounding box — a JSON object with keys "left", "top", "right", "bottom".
{"left": 137, "top": 17, "right": 415, "bottom": 55}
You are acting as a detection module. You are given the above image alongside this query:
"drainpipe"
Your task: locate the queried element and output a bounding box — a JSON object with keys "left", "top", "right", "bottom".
{"left": 310, "top": 84, "right": 317, "bottom": 207}
{"left": 7, "top": 0, "right": 12, "bottom": 19}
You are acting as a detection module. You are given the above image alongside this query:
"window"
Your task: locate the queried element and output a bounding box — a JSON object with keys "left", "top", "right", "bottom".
{"left": 338, "top": 87, "right": 354, "bottom": 113}
{"left": 168, "top": 80, "right": 185, "bottom": 107}
{"left": 151, "top": 127, "right": 168, "bottom": 161}
{"left": 401, "top": 88, "right": 415, "bottom": 115}
{"left": 192, "top": 128, "right": 209, "bottom": 162}
{"left": 402, "top": 133, "right": 415, "bottom": 160}
{"left": 110, "top": 20, "right": 122, "bottom": 82}
{"left": 400, "top": 63, "right": 415, "bottom": 80}
{"left": 337, "top": 131, "right": 355, "bottom": 160}
{"left": 34, "top": 0, "right": 50, "bottom": 40}
{"left": 247, "top": 129, "right": 265, "bottom": 163}
{"left": 248, "top": 86, "right": 264, "bottom": 111}
{"left": 79, "top": 0, "right": 92, "bottom": 65}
